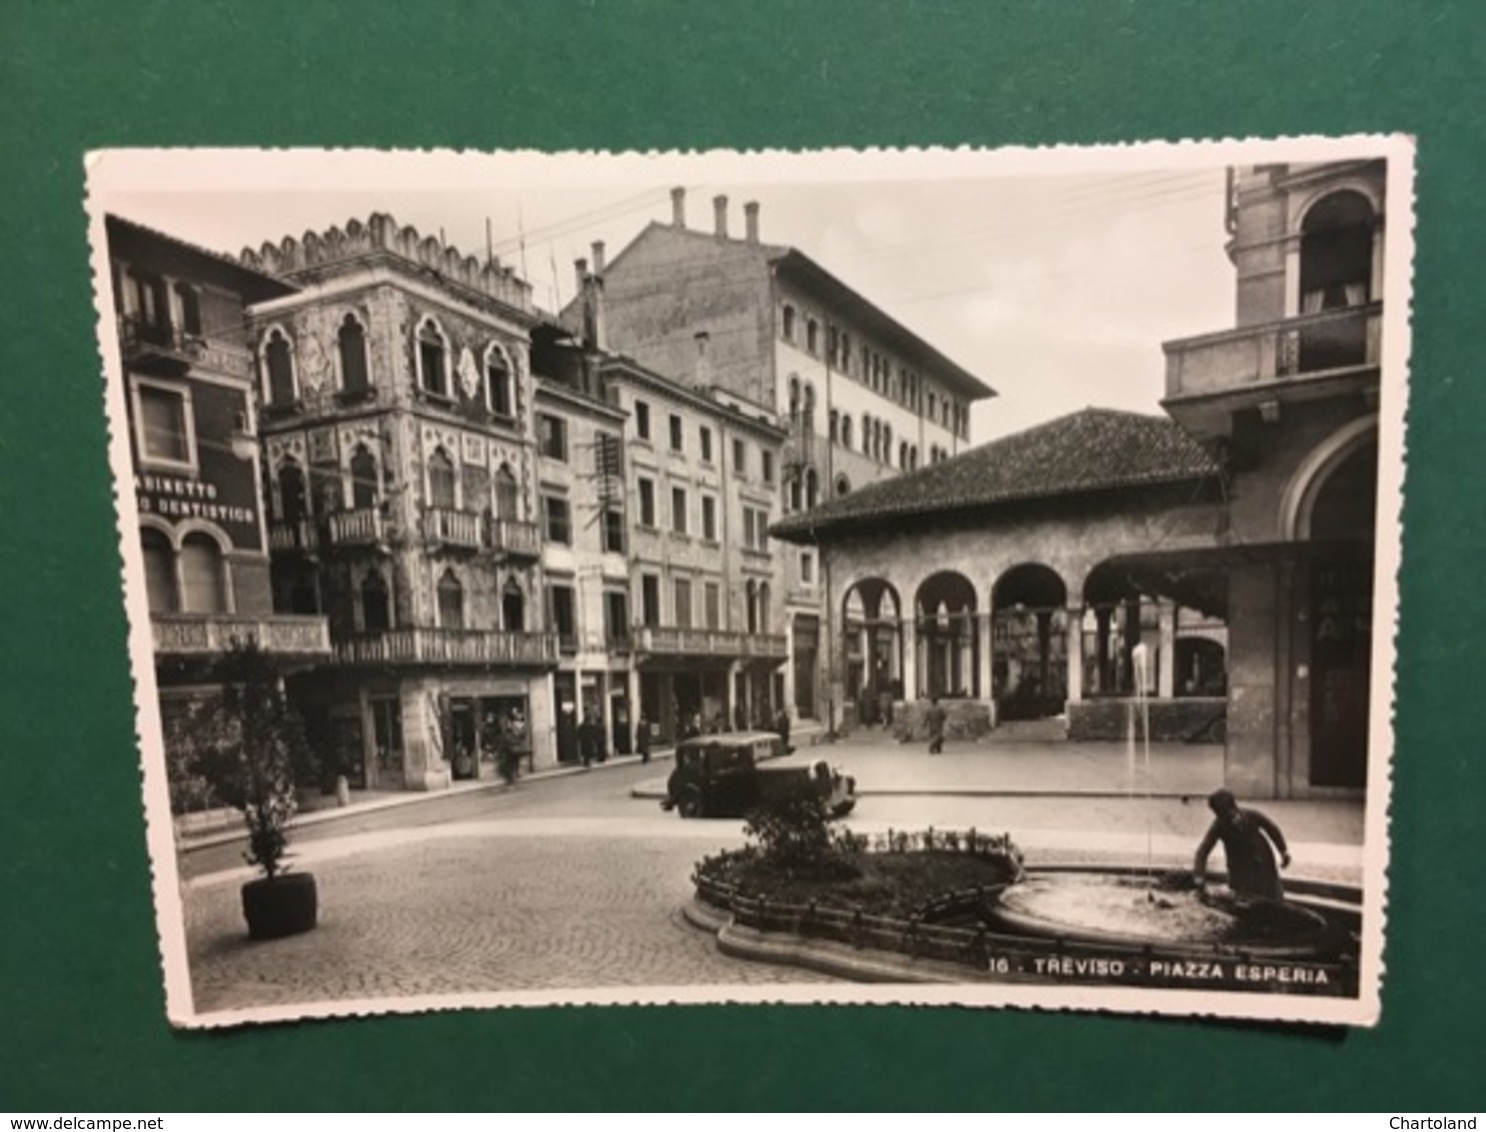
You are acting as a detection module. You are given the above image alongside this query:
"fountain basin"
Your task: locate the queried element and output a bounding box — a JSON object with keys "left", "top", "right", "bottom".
{"left": 927, "top": 866, "right": 1357, "bottom": 962}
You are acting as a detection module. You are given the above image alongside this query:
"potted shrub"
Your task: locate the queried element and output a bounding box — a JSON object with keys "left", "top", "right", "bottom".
{"left": 193, "top": 642, "right": 320, "bottom": 940}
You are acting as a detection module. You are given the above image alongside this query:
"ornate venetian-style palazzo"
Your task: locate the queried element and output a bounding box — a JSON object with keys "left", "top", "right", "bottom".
{"left": 242, "top": 217, "right": 553, "bottom": 789}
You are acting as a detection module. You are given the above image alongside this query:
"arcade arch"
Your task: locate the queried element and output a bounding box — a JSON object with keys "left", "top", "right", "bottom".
{"left": 916, "top": 571, "right": 978, "bottom": 700}
{"left": 991, "top": 563, "right": 1067, "bottom": 719}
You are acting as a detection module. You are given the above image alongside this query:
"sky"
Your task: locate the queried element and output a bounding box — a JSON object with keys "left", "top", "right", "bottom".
{"left": 97, "top": 149, "right": 1239, "bottom": 442}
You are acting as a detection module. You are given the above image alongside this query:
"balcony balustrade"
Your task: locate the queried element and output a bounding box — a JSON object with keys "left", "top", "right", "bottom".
{"left": 1164, "top": 302, "right": 1382, "bottom": 402}
{"left": 424, "top": 507, "right": 483, "bottom": 549}
{"left": 269, "top": 519, "right": 318, "bottom": 553}
{"left": 328, "top": 507, "right": 384, "bottom": 547}
{"left": 151, "top": 613, "right": 331, "bottom": 657}
{"left": 333, "top": 627, "right": 559, "bottom": 667}
{"left": 635, "top": 626, "right": 789, "bottom": 660}
{"left": 486, "top": 517, "right": 541, "bottom": 559}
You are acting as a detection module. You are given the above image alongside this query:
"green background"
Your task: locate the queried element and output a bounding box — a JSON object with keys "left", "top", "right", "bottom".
{"left": 3, "top": 0, "right": 1481, "bottom": 1112}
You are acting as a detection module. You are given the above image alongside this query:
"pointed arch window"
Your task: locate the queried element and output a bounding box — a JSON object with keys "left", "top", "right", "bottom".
{"left": 277, "top": 459, "right": 307, "bottom": 520}
{"left": 417, "top": 318, "right": 449, "bottom": 398}
{"left": 349, "top": 445, "right": 378, "bottom": 510}
{"left": 437, "top": 569, "right": 465, "bottom": 630}
{"left": 805, "top": 468, "right": 820, "bottom": 510}
{"left": 361, "top": 570, "right": 390, "bottom": 633}
{"left": 493, "top": 463, "right": 520, "bottom": 519}
{"left": 338, "top": 314, "right": 369, "bottom": 394}
{"left": 263, "top": 328, "right": 296, "bottom": 405}
{"left": 485, "top": 347, "right": 514, "bottom": 419}
{"left": 428, "top": 447, "right": 457, "bottom": 510}
{"left": 502, "top": 580, "right": 525, "bottom": 632}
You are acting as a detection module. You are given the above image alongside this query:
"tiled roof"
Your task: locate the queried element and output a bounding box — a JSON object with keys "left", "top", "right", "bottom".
{"left": 772, "top": 408, "right": 1219, "bottom": 540}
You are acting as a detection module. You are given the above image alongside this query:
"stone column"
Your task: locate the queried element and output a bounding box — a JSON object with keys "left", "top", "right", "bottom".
{"left": 598, "top": 669, "right": 614, "bottom": 753}
{"left": 1284, "top": 241, "right": 1302, "bottom": 316}
{"left": 900, "top": 616, "right": 917, "bottom": 702}
{"left": 726, "top": 660, "right": 742, "bottom": 730}
{"left": 400, "top": 679, "right": 449, "bottom": 792}
{"left": 1094, "top": 607, "right": 1112, "bottom": 696}
{"left": 1065, "top": 606, "right": 1084, "bottom": 704}
{"left": 1158, "top": 600, "right": 1177, "bottom": 700}
{"left": 978, "top": 609, "right": 995, "bottom": 707}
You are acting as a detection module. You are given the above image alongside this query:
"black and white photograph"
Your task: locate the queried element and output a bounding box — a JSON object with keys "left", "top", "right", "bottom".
{"left": 86, "top": 138, "right": 1411, "bottom": 1028}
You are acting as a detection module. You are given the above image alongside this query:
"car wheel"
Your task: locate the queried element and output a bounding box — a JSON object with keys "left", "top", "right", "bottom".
{"left": 678, "top": 787, "right": 704, "bottom": 819}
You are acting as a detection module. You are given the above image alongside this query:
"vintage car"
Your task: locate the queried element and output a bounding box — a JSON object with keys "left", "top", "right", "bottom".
{"left": 661, "top": 731, "right": 857, "bottom": 819}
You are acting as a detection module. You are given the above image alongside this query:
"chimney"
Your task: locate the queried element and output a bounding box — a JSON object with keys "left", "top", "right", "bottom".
{"left": 744, "top": 201, "right": 760, "bottom": 245}
{"left": 713, "top": 194, "right": 729, "bottom": 238}
{"left": 671, "top": 186, "right": 686, "bottom": 228}
{"left": 591, "top": 240, "right": 606, "bottom": 275}
{"left": 573, "top": 257, "right": 588, "bottom": 297}
{"left": 694, "top": 331, "right": 712, "bottom": 387}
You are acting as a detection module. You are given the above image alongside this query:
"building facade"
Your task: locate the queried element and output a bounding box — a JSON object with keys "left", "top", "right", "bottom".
{"left": 107, "top": 216, "right": 331, "bottom": 752}
{"left": 772, "top": 410, "right": 1230, "bottom": 740}
{"left": 239, "top": 216, "right": 558, "bottom": 790}
{"left": 1158, "top": 160, "right": 1386, "bottom": 797}
{"left": 572, "top": 191, "right": 994, "bottom": 725}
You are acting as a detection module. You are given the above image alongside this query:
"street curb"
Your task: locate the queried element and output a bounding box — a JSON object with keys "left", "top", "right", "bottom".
{"left": 178, "top": 749, "right": 676, "bottom": 853}
{"left": 633, "top": 784, "right": 1208, "bottom": 802}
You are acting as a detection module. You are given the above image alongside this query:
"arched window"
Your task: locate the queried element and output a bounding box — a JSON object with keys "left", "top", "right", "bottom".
{"left": 173, "top": 282, "right": 201, "bottom": 336}
{"left": 493, "top": 463, "right": 520, "bottom": 519}
{"left": 263, "top": 328, "right": 296, "bottom": 405}
{"left": 805, "top": 468, "right": 820, "bottom": 509}
{"left": 485, "top": 347, "right": 514, "bottom": 418}
{"left": 899, "top": 441, "right": 909, "bottom": 468}
{"left": 141, "top": 528, "right": 176, "bottom": 613}
{"left": 841, "top": 415, "right": 853, "bottom": 450}
{"left": 835, "top": 474, "right": 852, "bottom": 497}
{"left": 338, "top": 314, "right": 369, "bottom": 394}
{"left": 781, "top": 304, "right": 796, "bottom": 342}
{"left": 437, "top": 569, "right": 464, "bottom": 629}
{"left": 788, "top": 376, "right": 801, "bottom": 415}
{"left": 361, "top": 570, "right": 390, "bottom": 633}
{"left": 802, "top": 384, "right": 816, "bottom": 420}
{"left": 349, "top": 445, "right": 378, "bottom": 510}
{"left": 1300, "top": 190, "right": 1376, "bottom": 312}
{"left": 180, "top": 533, "right": 226, "bottom": 613}
{"left": 860, "top": 413, "right": 870, "bottom": 454}
{"left": 501, "top": 580, "right": 525, "bottom": 632}
{"left": 788, "top": 473, "right": 802, "bottom": 513}
{"left": 278, "top": 459, "right": 307, "bottom": 521}
{"left": 417, "top": 318, "right": 448, "bottom": 397}
{"left": 806, "top": 319, "right": 819, "bottom": 356}
{"left": 883, "top": 425, "right": 893, "bottom": 465}
{"left": 829, "top": 408, "right": 840, "bottom": 443}
{"left": 428, "top": 447, "right": 457, "bottom": 510}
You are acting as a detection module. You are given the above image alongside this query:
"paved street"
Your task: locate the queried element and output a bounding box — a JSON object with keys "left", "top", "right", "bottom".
{"left": 178, "top": 735, "right": 1367, "bottom": 1017}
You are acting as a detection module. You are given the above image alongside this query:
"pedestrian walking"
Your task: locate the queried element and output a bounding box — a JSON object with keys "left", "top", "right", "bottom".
{"left": 1193, "top": 788, "right": 1292, "bottom": 901}
{"left": 636, "top": 712, "right": 651, "bottom": 764}
{"left": 925, "top": 696, "right": 947, "bottom": 755}
{"left": 578, "top": 711, "right": 599, "bottom": 768}
{"left": 774, "top": 706, "right": 792, "bottom": 754}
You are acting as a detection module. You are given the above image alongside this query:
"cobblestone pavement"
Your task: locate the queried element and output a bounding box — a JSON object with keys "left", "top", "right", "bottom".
{"left": 185, "top": 827, "right": 833, "bottom": 1016}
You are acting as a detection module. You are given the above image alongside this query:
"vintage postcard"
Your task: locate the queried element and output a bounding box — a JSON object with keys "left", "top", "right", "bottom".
{"left": 86, "top": 137, "right": 1412, "bottom": 1028}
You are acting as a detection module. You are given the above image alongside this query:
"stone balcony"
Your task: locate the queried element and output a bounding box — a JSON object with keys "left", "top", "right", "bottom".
{"left": 269, "top": 519, "right": 318, "bottom": 554}
{"left": 151, "top": 612, "right": 331, "bottom": 658}
{"left": 328, "top": 507, "right": 385, "bottom": 547}
{"left": 333, "top": 627, "right": 559, "bottom": 667}
{"left": 424, "top": 507, "right": 483, "bottom": 550}
{"left": 1163, "top": 302, "right": 1382, "bottom": 437}
{"left": 487, "top": 517, "right": 541, "bottom": 559}
{"left": 634, "top": 626, "right": 789, "bottom": 662}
